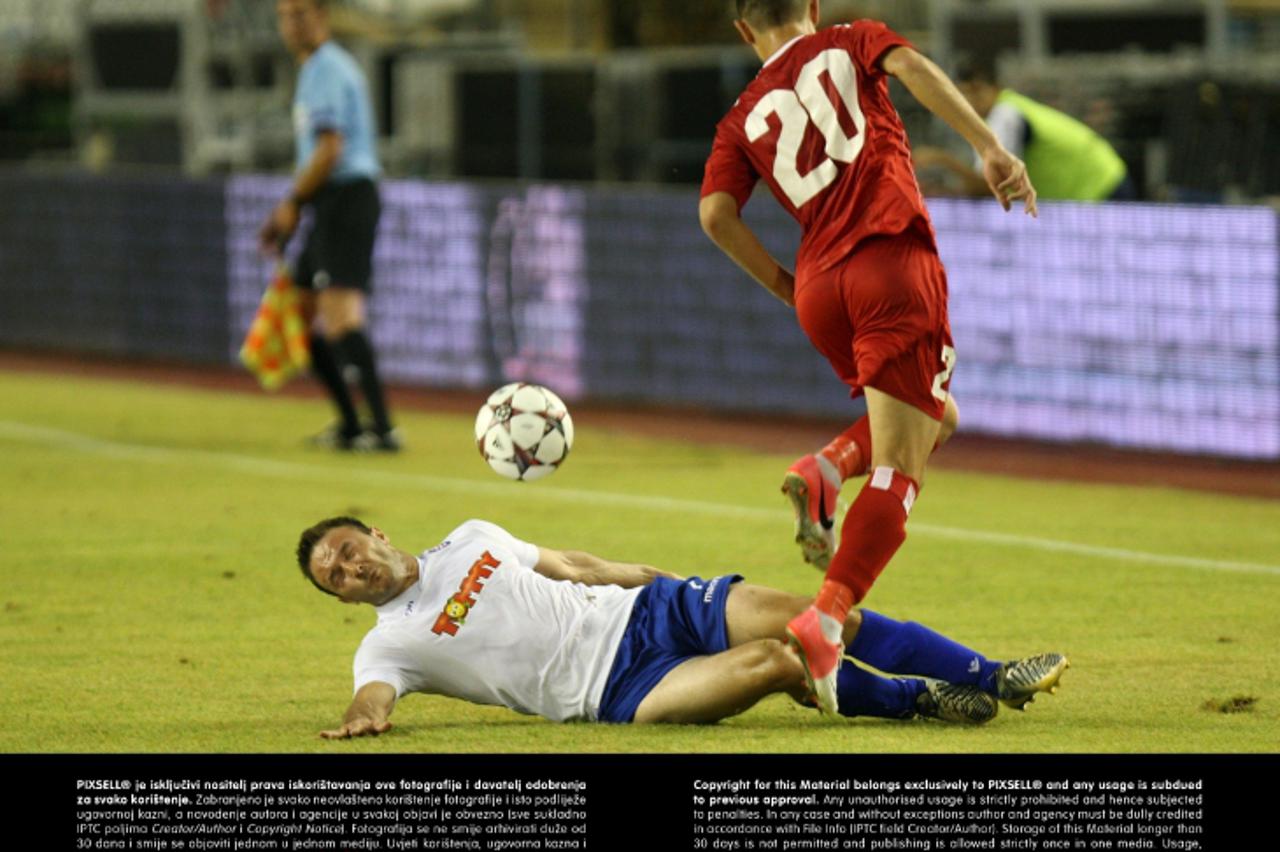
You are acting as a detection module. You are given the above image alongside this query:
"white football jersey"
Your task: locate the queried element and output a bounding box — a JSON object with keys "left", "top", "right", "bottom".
{"left": 352, "top": 519, "right": 642, "bottom": 722}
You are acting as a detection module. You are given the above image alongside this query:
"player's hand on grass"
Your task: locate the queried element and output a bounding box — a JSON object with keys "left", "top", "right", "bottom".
{"left": 259, "top": 198, "right": 301, "bottom": 256}
{"left": 981, "top": 146, "right": 1038, "bottom": 218}
{"left": 319, "top": 717, "right": 392, "bottom": 739}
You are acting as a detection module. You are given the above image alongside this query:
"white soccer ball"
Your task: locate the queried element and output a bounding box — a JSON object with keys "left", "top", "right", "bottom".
{"left": 474, "top": 383, "right": 574, "bottom": 481}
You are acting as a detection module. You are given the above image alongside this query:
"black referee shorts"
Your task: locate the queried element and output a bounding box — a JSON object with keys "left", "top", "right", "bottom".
{"left": 295, "top": 178, "right": 381, "bottom": 292}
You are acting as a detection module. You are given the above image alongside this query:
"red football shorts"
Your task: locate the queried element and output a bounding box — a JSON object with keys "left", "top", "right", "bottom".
{"left": 795, "top": 231, "right": 954, "bottom": 421}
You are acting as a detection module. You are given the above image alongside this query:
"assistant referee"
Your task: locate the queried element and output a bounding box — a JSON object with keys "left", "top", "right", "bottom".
{"left": 260, "top": 0, "right": 398, "bottom": 452}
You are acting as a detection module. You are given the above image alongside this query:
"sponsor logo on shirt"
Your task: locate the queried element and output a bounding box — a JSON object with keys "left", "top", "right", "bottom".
{"left": 432, "top": 550, "right": 501, "bottom": 637}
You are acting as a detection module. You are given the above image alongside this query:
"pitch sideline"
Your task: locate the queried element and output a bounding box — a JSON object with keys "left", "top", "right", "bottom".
{"left": 2, "top": 418, "right": 1277, "bottom": 578}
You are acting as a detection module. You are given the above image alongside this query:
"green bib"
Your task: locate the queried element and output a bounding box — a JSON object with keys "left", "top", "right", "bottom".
{"left": 997, "top": 89, "right": 1127, "bottom": 201}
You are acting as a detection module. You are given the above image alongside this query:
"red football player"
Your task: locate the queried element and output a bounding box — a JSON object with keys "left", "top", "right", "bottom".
{"left": 700, "top": 0, "right": 1038, "bottom": 713}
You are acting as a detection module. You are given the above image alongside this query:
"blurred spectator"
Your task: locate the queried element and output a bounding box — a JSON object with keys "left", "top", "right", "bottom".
{"left": 915, "top": 58, "right": 1135, "bottom": 202}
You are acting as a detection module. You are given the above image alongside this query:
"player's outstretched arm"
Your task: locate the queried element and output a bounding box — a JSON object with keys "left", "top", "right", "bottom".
{"left": 535, "top": 547, "right": 681, "bottom": 588}
{"left": 882, "top": 48, "right": 1037, "bottom": 217}
{"left": 320, "top": 681, "right": 396, "bottom": 739}
{"left": 699, "top": 192, "right": 796, "bottom": 306}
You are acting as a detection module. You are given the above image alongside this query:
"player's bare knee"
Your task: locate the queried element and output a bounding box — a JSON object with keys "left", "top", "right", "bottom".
{"left": 869, "top": 441, "right": 928, "bottom": 484}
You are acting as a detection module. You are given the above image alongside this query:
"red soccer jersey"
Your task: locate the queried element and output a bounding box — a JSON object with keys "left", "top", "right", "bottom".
{"left": 701, "top": 21, "right": 933, "bottom": 277}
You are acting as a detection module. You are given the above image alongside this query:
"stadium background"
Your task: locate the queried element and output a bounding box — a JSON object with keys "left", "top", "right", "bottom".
{"left": 1, "top": 0, "right": 1278, "bottom": 757}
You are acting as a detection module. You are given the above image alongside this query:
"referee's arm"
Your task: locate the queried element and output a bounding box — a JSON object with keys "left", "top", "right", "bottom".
{"left": 258, "top": 129, "right": 344, "bottom": 254}
{"left": 289, "top": 129, "right": 343, "bottom": 205}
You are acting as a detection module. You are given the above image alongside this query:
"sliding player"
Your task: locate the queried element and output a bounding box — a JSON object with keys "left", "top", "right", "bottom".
{"left": 296, "top": 516, "right": 1067, "bottom": 734}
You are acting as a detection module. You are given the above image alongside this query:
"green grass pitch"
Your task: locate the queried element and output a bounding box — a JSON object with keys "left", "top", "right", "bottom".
{"left": 1, "top": 369, "right": 1277, "bottom": 753}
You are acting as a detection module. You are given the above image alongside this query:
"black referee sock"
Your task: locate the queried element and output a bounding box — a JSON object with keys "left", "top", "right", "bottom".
{"left": 338, "top": 329, "right": 393, "bottom": 435}
{"left": 309, "top": 333, "right": 361, "bottom": 436}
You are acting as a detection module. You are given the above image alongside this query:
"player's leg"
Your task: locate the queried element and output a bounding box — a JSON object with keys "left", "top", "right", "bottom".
{"left": 722, "top": 585, "right": 997, "bottom": 722}
{"left": 865, "top": 385, "right": 941, "bottom": 483}
{"left": 845, "top": 609, "right": 999, "bottom": 689}
{"left": 724, "top": 582, "right": 887, "bottom": 649}
{"left": 806, "top": 381, "right": 946, "bottom": 600}
{"left": 832, "top": 234, "right": 958, "bottom": 593}
{"left": 784, "top": 268, "right": 859, "bottom": 569}
{"left": 598, "top": 576, "right": 797, "bottom": 724}
{"left": 728, "top": 583, "right": 997, "bottom": 691}
{"left": 722, "top": 585, "right": 904, "bottom": 721}
{"left": 816, "top": 392, "right": 958, "bottom": 489}
{"left": 785, "top": 247, "right": 961, "bottom": 571}
{"left": 631, "top": 638, "right": 993, "bottom": 724}
{"left": 790, "top": 387, "right": 940, "bottom": 710}
{"left": 631, "top": 639, "right": 808, "bottom": 723}
{"left": 836, "top": 663, "right": 996, "bottom": 724}
{"left": 847, "top": 610, "right": 1069, "bottom": 710}
{"left": 722, "top": 582, "right": 816, "bottom": 645}
{"left": 786, "top": 237, "right": 953, "bottom": 712}
{"left": 784, "top": 394, "right": 959, "bottom": 569}
{"left": 841, "top": 606, "right": 1068, "bottom": 711}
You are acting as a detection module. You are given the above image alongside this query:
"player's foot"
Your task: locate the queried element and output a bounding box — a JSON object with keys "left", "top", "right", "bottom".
{"left": 789, "top": 692, "right": 819, "bottom": 710}
{"left": 781, "top": 455, "right": 838, "bottom": 569}
{"left": 353, "top": 428, "right": 403, "bottom": 453}
{"left": 916, "top": 681, "right": 999, "bottom": 724}
{"left": 995, "top": 653, "right": 1070, "bottom": 710}
{"left": 306, "top": 423, "right": 363, "bottom": 451}
{"left": 785, "top": 608, "right": 842, "bottom": 715}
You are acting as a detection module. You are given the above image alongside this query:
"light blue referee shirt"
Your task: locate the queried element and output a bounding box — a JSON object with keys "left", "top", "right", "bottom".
{"left": 293, "top": 41, "right": 380, "bottom": 181}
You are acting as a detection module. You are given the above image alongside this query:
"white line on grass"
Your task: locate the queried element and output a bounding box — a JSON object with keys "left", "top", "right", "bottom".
{"left": 3, "top": 419, "right": 1278, "bottom": 578}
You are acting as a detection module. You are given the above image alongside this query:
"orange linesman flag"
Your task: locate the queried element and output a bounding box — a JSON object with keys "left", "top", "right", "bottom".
{"left": 239, "top": 267, "right": 311, "bottom": 390}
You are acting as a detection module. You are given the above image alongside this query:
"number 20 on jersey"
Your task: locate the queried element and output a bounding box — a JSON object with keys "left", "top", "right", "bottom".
{"left": 746, "top": 49, "right": 867, "bottom": 208}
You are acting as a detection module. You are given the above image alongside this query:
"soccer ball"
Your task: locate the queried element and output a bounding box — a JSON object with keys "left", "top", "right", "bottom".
{"left": 474, "top": 383, "right": 574, "bottom": 481}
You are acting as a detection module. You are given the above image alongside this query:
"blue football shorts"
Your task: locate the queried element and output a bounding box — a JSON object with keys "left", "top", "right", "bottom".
{"left": 596, "top": 574, "right": 743, "bottom": 723}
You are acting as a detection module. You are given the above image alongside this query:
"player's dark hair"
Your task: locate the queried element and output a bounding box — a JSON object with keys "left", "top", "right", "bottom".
{"left": 296, "top": 516, "right": 372, "bottom": 597}
{"left": 735, "top": 0, "right": 808, "bottom": 28}
{"left": 954, "top": 55, "right": 998, "bottom": 86}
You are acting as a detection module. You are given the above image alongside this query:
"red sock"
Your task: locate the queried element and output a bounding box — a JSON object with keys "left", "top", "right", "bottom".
{"left": 826, "top": 467, "right": 919, "bottom": 604}
{"left": 814, "top": 579, "right": 855, "bottom": 624}
{"left": 819, "top": 416, "right": 871, "bottom": 481}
